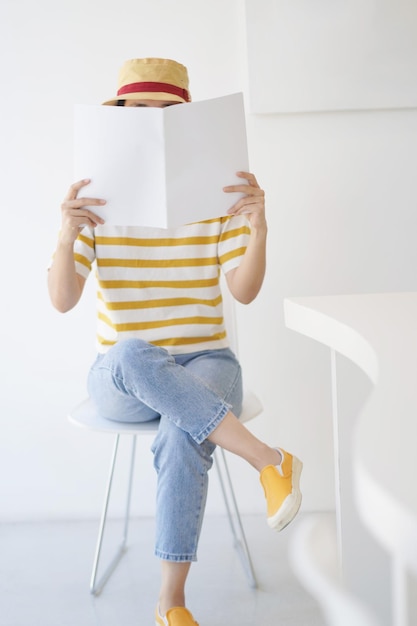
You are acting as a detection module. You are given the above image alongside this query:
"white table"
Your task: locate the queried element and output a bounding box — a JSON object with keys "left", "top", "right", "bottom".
{"left": 284, "top": 292, "right": 417, "bottom": 626}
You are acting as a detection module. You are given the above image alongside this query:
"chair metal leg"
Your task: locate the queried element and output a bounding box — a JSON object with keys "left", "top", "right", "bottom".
{"left": 90, "top": 434, "right": 137, "bottom": 595}
{"left": 214, "top": 447, "right": 258, "bottom": 588}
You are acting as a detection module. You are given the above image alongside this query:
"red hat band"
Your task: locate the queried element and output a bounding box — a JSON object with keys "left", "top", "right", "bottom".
{"left": 117, "top": 81, "right": 190, "bottom": 102}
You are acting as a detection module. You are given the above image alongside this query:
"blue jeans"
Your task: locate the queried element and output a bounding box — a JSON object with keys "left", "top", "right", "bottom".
{"left": 87, "top": 339, "right": 243, "bottom": 561}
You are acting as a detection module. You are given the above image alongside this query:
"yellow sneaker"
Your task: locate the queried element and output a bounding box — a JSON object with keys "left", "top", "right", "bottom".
{"left": 155, "top": 606, "right": 199, "bottom": 626}
{"left": 260, "top": 448, "right": 303, "bottom": 531}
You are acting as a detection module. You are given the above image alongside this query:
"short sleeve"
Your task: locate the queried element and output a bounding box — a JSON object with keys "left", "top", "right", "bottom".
{"left": 73, "top": 227, "right": 96, "bottom": 279}
{"left": 218, "top": 215, "right": 251, "bottom": 275}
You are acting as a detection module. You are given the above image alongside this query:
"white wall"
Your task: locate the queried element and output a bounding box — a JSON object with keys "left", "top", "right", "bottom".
{"left": 1, "top": 0, "right": 416, "bottom": 522}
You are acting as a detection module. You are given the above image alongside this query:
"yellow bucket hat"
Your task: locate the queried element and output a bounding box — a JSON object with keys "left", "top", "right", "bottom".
{"left": 103, "top": 57, "right": 191, "bottom": 105}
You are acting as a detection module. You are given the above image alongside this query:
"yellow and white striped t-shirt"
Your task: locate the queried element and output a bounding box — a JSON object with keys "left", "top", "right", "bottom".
{"left": 73, "top": 215, "right": 250, "bottom": 354}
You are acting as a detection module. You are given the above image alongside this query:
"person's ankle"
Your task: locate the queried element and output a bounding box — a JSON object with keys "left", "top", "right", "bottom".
{"left": 158, "top": 596, "right": 186, "bottom": 617}
{"left": 256, "top": 446, "right": 282, "bottom": 472}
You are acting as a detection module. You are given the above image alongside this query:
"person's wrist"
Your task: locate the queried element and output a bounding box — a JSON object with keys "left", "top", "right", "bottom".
{"left": 250, "top": 219, "right": 268, "bottom": 236}
{"left": 58, "top": 230, "right": 78, "bottom": 248}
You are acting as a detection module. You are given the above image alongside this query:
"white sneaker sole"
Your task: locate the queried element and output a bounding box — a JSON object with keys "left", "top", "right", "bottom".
{"left": 267, "top": 456, "right": 303, "bottom": 532}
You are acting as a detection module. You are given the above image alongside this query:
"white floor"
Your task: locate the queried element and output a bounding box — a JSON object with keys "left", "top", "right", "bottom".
{"left": 0, "top": 514, "right": 324, "bottom": 626}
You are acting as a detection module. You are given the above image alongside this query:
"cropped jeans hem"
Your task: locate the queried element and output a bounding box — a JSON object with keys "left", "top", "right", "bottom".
{"left": 154, "top": 550, "right": 197, "bottom": 562}
{"left": 193, "top": 402, "right": 231, "bottom": 444}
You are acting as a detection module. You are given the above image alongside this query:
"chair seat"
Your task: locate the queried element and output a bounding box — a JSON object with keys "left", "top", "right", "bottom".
{"left": 68, "top": 388, "right": 263, "bottom": 435}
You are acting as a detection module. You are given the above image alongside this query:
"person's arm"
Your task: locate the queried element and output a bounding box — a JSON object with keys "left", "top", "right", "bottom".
{"left": 48, "top": 179, "right": 106, "bottom": 312}
{"left": 223, "top": 172, "right": 267, "bottom": 304}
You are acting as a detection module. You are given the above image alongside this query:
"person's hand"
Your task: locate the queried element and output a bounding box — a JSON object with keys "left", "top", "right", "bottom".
{"left": 223, "top": 172, "right": 266, "bottom": 230}
{"left": 59, "top": 179, "right": 106, "bottom": 245}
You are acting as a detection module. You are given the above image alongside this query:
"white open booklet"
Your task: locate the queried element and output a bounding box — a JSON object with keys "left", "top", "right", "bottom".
{"left": 73, "top": 93, "right": 249, "bottom": 229}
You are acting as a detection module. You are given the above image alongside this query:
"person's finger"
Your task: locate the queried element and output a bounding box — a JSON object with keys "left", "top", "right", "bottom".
{"left": 63, "top": 179, "right": 92, "bottom": 202}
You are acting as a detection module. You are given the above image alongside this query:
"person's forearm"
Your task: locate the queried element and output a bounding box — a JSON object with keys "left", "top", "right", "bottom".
{"left": 48, "top": 240, "right": 84, "bottom": 313}
{"left": 48, "top": 178, "right": 104, "bottom": 312}
{"left": 226, "top": 223, "right": 267, "bottom": 304}
{"left": 223, "top": 172, "right": 267, "bottom": 303}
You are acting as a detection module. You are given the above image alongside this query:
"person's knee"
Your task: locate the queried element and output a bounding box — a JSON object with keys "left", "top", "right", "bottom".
{"left": 107, "top": 338, "right": 171, "bottom": 367}
{"left": 110, "top": 337, "right": 153, "bottom": 357}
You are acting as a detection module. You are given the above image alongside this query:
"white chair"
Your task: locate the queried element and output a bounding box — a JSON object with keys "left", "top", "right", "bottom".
{"left": 289, "top": 513, "right": 380, "bottom": 626}
{"left": 68, "top": 286, "right": 262, "bottom": 596}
